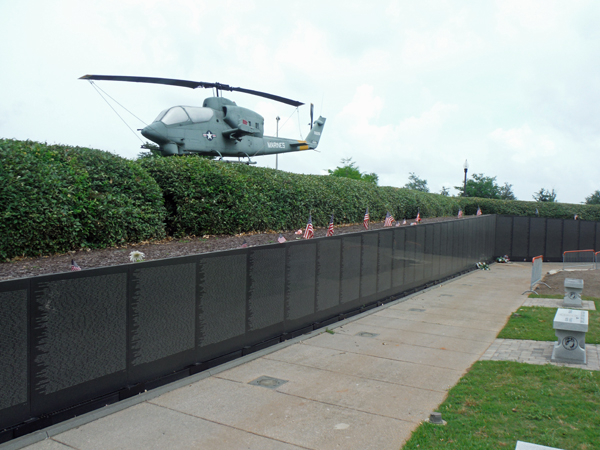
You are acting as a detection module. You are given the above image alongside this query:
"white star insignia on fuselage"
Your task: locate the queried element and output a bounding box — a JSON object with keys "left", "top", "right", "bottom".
{"left": 203, "top": 131, "right": 216, "bottom": 141}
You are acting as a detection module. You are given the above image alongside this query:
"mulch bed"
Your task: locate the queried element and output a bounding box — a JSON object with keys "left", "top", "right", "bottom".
{"left": 535, "top": 268, "right": 600, "bottom": 298}
{"left": 0, "top": 216, "right": 465, "bottom": 282}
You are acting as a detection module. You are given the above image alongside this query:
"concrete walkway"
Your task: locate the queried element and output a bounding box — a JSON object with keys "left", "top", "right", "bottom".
{"left": 13, "top": 263, "right": 533, "bottom": 450}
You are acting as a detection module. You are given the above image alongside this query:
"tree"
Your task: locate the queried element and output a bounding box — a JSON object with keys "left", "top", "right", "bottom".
{"left": 440, "top": 186, "right": 450, "bottom": 196}
{"left": 585, "top": 190, "right": 600, "bottom": 205}
{"left": 137, "top": 142, "right": 162, "bottom": 159}
{"left": 455, "top": 173, "right": 501, "bottom": 199}
{"left": 499, "top": 182, "right": 517, "bottom": 200}
{"left": 327, "top": 158, "right": 378, "bottom": 185}
{"left": 404, "top": 172, "right": 429, "bottom": 192}
{"left": 533, "top": 188, "right": 557, "bottom": 202}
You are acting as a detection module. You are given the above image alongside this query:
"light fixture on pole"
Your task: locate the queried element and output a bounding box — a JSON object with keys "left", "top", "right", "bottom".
{"left": 463, "top": 159, "right": 469, "bottom": 197}
{"left": 276, "top": 116, "right": 280, "bottom": 170}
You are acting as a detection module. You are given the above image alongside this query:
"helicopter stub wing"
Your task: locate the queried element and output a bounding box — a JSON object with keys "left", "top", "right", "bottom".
{"left": 222, "top": 124, "right": 260, "bottom": 140}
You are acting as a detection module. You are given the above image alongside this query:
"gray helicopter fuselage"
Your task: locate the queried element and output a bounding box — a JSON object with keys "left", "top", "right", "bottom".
{"left": 141, "top": 97, "right": 324, "bottom": 158}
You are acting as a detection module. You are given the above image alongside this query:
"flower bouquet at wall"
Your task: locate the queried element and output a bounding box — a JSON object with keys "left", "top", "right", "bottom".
{"left": 496, "top": 255, "right": 510, "bottom": 263}
{"left": 476, "top": 261, "right": 490, "bottom": 270}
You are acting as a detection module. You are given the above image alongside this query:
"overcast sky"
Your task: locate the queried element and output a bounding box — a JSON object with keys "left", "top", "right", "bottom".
{"left": 2, "top": 0, "right": 599, "bottom": 204}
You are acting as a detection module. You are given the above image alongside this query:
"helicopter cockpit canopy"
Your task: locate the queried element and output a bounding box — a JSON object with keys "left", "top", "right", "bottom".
{"left": 153, "top": 106, "right": 214, "bottom": 125}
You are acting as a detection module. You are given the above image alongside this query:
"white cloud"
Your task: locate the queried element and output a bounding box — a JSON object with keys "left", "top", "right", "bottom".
{"left": 401, "top": 10, "right": 485, "bottom": 67}
{"left": 1, "top": 0, "right": 599, "bottom": 204}
{"left": 490, "top": 125, "right": 557, "bottom": 165}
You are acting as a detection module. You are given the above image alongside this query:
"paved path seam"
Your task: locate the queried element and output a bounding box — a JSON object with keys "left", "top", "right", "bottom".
{"left": 372, "top": 312, "right": 514, "bottom": 332}
{"left": 345, "top": 317, "right": 500, "bottom": 342}
{"left": 144, "top": 401, "right": 314, "bottom": 450}
{"left": 332, "top": 332, "right": 489, "bottom": 356}
{"left": 299, "top": 341, "right": 476, "bottom": 372}
{"left": 523, "top": 298, "right": 596, "bottom": 310}
{"left": 480, "top": 338, "right": 600, "bottom": 371}
{"left": 215, "top": 363, "right": 449, "bottom": 394}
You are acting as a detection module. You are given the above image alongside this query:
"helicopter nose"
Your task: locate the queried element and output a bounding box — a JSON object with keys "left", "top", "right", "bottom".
{"left": 141, "top": 122, "right": 169, "bottom": 144}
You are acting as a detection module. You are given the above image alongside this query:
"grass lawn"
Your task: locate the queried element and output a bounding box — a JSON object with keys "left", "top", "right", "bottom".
{"left": 402, "top": 361, "right": 600, "bottom": 450}
{"left": 497, "top": 299, "right": 600, "bottom": 344}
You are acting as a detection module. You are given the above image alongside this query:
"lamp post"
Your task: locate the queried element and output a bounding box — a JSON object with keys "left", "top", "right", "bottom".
{"left": 463, "top": 159, "right": 469, "bottom": 197}
{"left": 275, "top": 116, "right": 280, "bottom": 170}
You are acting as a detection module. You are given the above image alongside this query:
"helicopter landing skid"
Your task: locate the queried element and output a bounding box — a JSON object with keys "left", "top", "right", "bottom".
{"left": 220, "top": 153, "right": 257, "bottom": 165}
{"left": 236, "top": 153, "right": 256, "bottom": 165}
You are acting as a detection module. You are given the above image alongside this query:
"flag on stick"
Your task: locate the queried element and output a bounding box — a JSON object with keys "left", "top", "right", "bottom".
{"left": 278, "top": 234, "right": 286, "bottom": 243}
{"left": 458, "top": 208, "right": 463, "bottom": 218}
{"left": 326, "top": 214, "right": 334, "bottom": 237}
{"left": 384, "top": 211, "right": 394, "bottom": 227}
{"left": 240, "top": 239, "right": 248, "bottom": 248}
{"left": 70, "top": 259, "right": 81, "bottom": 271}
{"left": 303, "top": 214, "right": 314, "bottom": 239}
{"left": 416, "top": 208, "right": 421, "bottom": 223}
{"left": 402, "top": 218, "right": 407, "bottom": 225}
{"left": 363, "top": 208, "right": 370, "bottom": 230}
{"left": 476, "top": 206, "right": 482, "bottom": 216}
{"left": 535, "top": 208, "right": 539, "bottom": 217}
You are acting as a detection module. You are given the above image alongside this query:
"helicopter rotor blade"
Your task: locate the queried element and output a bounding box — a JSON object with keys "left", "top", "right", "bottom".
{"left": 79, "top": 75, "right": 303, "bottom": 107}
{"left": 79, "top": 74, "right": 214, "bottom": 89}
{"left": 228, "top": 87, "right": 303, "bottom": 107}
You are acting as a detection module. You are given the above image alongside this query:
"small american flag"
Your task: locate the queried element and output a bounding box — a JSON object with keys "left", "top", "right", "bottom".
{"left": 384, "top": 211, "right": 394, "bottom": 227}
{"left": 278, "top": 234, "right": 286, "bottom": 243}
{"left": 303, "top": 214, "right": 314, "bottom": 239}
{"left": 476, "top": 206, "right": 482, "bottom": 216}
{"left": 458, "top": 208, "right": 463, "bottom": 218}
{"left": 574, "top": 214, "right": 579, "bottom": 220}
{"left": 536, "top": 208, "right": 539, "bottom": 216}
{"left": 363, "top": 208, "right": 370, "bottom": 230}
{"left": 241, "top": 239, "right": 248, "bottom": 248}
{"left": 416, "top": 209, "right": 421, "bottom": 223}
{"left": 402, "top": 218, "right": 407, "bottom": 225}
{"left": 70, "top": 259, "right": 81, "bottom": 271}
{"left": 326, "top": 214, "right": 334, "bottom": 237}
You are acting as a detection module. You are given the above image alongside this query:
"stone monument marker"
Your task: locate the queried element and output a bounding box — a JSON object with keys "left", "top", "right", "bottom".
{"left": 551, "top": 308, "right": 588, "bottom": 364}
{"left": 515, "top": 441, "right": 564, "bottom": 450}
{"left": 563, "top": 278, "right": 583, "bottom": 307}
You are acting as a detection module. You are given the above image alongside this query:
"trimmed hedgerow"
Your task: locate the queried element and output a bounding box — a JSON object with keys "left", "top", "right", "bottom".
{"left": 456, "top": 197, "right": 600, "bottom": 221}
{"left": 0, "top": 139, "right": 166, "bottom": 260}
{"left": 3, "top": 140, "right": 600, "bottom": 260}
{"left": 140, "top": 157, "right": 600, "bottom": 237}
{"left": 140, "top": 157, "right": 459, "bottom": 236}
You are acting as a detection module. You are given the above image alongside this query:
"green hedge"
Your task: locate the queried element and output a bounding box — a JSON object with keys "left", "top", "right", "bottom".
{"left": 140, "top": 157, "right": 600, "bottom": 236}
{"left": 456, "top": 197, "right": 600, "bottom": 221}
{"left": 3, "top": 140, "right": 600, "bottom": 260}
{"left": 140, "top": 157, "right": 460, "bottom": 236}
{"left": 0, "top": 139, "right": 166, "bottom": 260}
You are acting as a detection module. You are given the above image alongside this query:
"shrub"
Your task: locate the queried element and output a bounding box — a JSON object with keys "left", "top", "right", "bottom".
{"left": 456, "top": 197, "right": 600, "bottom": 221}
{"left": 139, "top": 157, "right": 458, "bottom": 236}
{"left": 0, "top": 139, "right": 166, "bottom": 259}
{"left": 140, "top": 157, "right": 600, "bottom": 237}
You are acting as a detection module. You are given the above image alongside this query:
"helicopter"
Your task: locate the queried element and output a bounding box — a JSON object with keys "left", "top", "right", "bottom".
{"left": 80, "top": 75, "right": 326, "bottom": 164}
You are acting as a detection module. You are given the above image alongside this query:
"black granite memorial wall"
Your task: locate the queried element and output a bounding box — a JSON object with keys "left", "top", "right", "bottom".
{"left": 0, "top": 214, "right": 502, "bottom": 441}
{"left": 494, "top": 215, "right": 600, "bottom": 261}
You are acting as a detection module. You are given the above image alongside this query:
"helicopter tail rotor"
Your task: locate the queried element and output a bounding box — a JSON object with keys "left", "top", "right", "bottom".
{"left": 309, "top": 103, "right": 314, "bottom": 129}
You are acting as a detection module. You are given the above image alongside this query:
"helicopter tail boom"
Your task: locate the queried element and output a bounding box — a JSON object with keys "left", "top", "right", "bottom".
{"left": 305, "top": 116, "right": 326, "bottom": 149}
